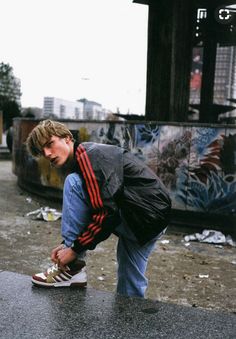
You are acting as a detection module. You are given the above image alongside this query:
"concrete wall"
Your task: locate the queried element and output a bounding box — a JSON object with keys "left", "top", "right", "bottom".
{"left": 13, "top": 118, "right": 236, "bottom": 219}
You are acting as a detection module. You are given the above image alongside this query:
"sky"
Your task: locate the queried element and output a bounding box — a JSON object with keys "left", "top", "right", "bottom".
{"left": 1, "top": 0, "right": 148, "bottom": 114}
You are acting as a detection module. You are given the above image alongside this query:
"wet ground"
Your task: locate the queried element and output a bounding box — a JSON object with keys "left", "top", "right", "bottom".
{"left": 1, "top": 160, "right": 236, "bottom": 313}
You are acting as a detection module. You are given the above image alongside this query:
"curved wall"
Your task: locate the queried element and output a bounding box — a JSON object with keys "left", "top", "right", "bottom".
{"left": 13, "top": 118, "right": 236, "bottom": 226}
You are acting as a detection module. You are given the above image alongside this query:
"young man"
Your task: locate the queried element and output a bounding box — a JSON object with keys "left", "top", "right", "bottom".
{"left": 26, "top": 119, "right": 171, "bottom": 297}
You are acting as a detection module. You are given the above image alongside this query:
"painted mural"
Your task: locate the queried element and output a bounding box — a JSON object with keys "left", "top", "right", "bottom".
{"left": 13, "top": 119, "right": 236, "bottom": 217}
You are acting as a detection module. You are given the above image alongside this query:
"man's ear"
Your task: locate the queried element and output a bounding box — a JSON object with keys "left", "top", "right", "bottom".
{"left": 65, "top": 136, "right": 71, "bottom": 144}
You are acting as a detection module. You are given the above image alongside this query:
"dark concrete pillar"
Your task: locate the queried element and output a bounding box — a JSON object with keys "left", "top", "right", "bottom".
{"left": 145, "top": 0, "right": 194, "bottom": 121}
{"left": 199, "top": 39, "right": 217, "bottom": 122}
{"left": 198, "top": 3, "right": 218, "bottom": 123}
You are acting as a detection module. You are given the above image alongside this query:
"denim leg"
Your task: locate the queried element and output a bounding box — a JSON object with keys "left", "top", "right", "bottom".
{"left": 61, "top": 172, "right": 91, "bottom": 260}
{"left": 116, "top": 223, "right": 166, "bottom": 298}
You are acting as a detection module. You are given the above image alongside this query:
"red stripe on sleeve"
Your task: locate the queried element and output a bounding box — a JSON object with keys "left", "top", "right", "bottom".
{"left": 79, "top": 145, "right": 103, "bottom": 208}
{"left": 76, "top": 150, "right": 97, "bottom": 209}
{"left": 75, "top": 144, "right": 108, "bottom": 247}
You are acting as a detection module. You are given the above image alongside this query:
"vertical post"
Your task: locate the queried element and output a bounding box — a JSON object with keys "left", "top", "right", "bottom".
{"left": 199, "top": 39, "right": 217, "bottom": 122}
{"left": 145, "top": 0, "right": 194, "bottom": 121}
{"left": 0, "top": 111, "right": 2, "bottom": 144}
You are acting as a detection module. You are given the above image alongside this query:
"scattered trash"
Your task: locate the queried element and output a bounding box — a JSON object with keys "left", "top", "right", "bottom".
{"left": 25, "top": 207, "right": 62, "bottom": 221}
{"left": 226, "top": 236, "right": 236, "bottom": 247}
{"left": 160, "top": 240, "right": 170, "bottom": 244}
{"left": 231, "top": 260, "right": 236, "bottom": 265}
{"left": 184, "top": 242, "right": 191, "bottom": 247}
{"left": 184, "top": 230, "right": 236, "bottom": 247}
{"left": 198, "top": 274, "right": 209, "bottom": 278}
{"left": 27, "top": 231, "right": 31, "bottom": 235}
{"left": 97, "top": 276, "right": 105, "bottom": 281}
{"left": 183, "top": 274, "right": 191, "bottom": 280}
{"left": 26, "top": 197, "right": 32, "bottom": 203}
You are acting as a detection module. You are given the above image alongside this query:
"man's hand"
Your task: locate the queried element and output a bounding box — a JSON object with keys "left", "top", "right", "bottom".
{"left": 56, "top": 247, "right": 77, "bottom": 268}
{"left": 51, "top": 244, "right": 65, "bottom": 264}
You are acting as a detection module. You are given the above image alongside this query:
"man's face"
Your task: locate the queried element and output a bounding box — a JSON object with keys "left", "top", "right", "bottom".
{"left": 42, "top": 135, "right": 73, "bottom": 167}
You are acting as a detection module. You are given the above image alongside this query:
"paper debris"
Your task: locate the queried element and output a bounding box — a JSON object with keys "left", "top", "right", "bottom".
{"left": 25, "top": 207, "right": 62, "bottom": 221}
{"left": 184, "top": 230, "right": 236, "bottom": 247}
{"left": 97, "top": 276, "right": 105, "bottom": 281}
{"left": 161, "top": 240, "right": 170, "bottom": 244}
{"left": 198, "top": 274, "right": 209, "bottom": 278}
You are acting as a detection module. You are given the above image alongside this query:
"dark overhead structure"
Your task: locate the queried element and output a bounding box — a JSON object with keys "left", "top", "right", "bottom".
{"left": 134, "top": 0, "right": 236, "bottom": 123}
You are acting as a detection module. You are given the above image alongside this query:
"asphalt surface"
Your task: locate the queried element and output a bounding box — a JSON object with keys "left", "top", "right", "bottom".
{"left": 1, "top": 270, "right": 236, "bottom": 339}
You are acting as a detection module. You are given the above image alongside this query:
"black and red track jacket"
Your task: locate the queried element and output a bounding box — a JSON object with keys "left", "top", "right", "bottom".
{"left": 70, "top": 142, "right": 171, "bottom": 254}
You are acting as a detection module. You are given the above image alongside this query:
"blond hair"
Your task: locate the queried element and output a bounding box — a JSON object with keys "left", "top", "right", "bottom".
{"left": 26, "top": 119, "right": 73, "bottom": 157}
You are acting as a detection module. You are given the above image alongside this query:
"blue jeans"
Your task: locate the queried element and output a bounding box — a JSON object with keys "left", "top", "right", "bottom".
{"left": 61, "top": 173, "right": 164, "bottom": 298}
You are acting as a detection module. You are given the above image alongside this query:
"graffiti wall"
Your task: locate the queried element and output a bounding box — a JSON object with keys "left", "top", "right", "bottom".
{"left": 13, "top": 119, "right": 236, "bottom": 217}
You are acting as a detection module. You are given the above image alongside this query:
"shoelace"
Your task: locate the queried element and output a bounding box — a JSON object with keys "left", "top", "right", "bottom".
{"left": 47, "top": 264, "right": 59, "bottom": 274}
{"left": 47, "top": 263, "right": 69, "bottom": 274}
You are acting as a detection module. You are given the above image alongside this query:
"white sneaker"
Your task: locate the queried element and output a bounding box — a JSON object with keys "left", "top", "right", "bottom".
{"left": 31, "top": 262, "right": 87, "bottom": 288}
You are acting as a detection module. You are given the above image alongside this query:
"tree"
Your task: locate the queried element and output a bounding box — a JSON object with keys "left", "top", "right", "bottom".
{"left": 22, "top": 107, "right": 35, "bottom": 118}
{"left": 2, "top": 100, "right": 21, "bottom": 130}
{"left": 0, "top": 62, "right": 22, "bottom": 130}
